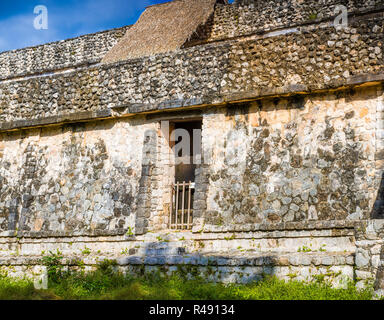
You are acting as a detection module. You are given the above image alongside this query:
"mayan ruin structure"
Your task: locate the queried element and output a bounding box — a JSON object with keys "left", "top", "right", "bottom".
{"left": 0, "top": 0, "right": 384, "bottom": 295}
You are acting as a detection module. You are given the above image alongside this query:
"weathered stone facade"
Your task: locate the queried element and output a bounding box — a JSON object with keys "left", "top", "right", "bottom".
{"left": 198, "top": 87, "right": 382, "bottom": 228}
{"left": 198, "top": 0, "right": 384, "bottom": 43}
{"left": 0, "top": 26, "right": 129, "bottom": 81}
{"left": 0, "top": 0, "right": 384, "bottom": 294}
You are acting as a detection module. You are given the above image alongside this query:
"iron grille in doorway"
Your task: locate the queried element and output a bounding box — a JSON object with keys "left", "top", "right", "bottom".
{"left": 170, "top": 181, "right": 194, "bottom": 230}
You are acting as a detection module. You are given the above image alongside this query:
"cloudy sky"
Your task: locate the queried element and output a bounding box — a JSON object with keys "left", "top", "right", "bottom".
{"left": 0, "top": 0, "right": 171, "bottom": 52}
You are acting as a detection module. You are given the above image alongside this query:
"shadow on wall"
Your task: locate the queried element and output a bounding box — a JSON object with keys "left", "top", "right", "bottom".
{"left": 120, "top": 240, "right": 282, "bottom": 284}
{"left": 119, "top": 239, "right": 355, "bottom": 286}
{"left": 374, "top": 245, "right": 384, "bottom": 294}
{"left": 371, "top": 171, "right": 384, "bottom": 219}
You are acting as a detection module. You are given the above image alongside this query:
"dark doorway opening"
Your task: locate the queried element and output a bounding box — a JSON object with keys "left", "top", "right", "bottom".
{"left": 174, "top": 120, "right": 202, "bottom": 183}
{"left": 170, "top": 120, "right": 202, "bottom": 230}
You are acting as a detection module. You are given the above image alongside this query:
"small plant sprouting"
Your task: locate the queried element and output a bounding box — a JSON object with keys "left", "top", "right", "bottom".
{"left": 297, "top": 245, "right": 312, "bottom": 253}
{"left": 74, "top": 258, "right": 85, "bottom": 270}
{"left": 126, "top": 227, "right": 134, "bottom": 237}
{"left": 81, "top": 247, "right": 91, "bottom": 255}
{"left": 156, "top": 236, "right": 169, "bottom": 243}
{"left": 121, "top": 248, "right": 129, "bottom": 255}
{"left": 308, "top": 10, "right": 318, "bottom": 21}
{"left": 40, "top": 249, "right": 64, "bottom": 283}
{"left": 319, "top": 244, "right": 327, "bottom": 252}
{"left": 313, "top": 274, "right": 327, "bottom": 284}
{"left": 96, "top": 259, "right": 118, "bottom": 275}
{"left": 224, "top": 234, "right": 236, "bottom": 241}
{"left": 287, "top": 273, "right": 298, "bottom": 280}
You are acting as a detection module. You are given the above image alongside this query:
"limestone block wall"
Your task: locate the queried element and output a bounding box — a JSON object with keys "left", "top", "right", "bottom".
{"left": 354, "top": 220, "right": 384, "bottom": 291}
{"left": 0, "top": 117, "right": 162, "bottom": 237}
{"left": 375, "top": 245, "right": 384, "bottom": 296}
{"left": 0, "top": 42, "right": 226, "bottom": 126}
{"left": 0, "top": 26, "right": 129, "bottom": 81}
{"left": 134, "top": 120, "right": 175, "bottom": 234}
{"left": 202, "top": 0, "right": 384, "bottom": 42}
{"left": 222, "top": 14, "right": 383, "bottom": 96}
{"left": 0, "top": 223, "right": 357, "bottom": 287}
{"left": 0, "top": 86, "right": 382, "bottom": 238}
{"left": 197, "top": 86, "right": 382, "bottom": 229}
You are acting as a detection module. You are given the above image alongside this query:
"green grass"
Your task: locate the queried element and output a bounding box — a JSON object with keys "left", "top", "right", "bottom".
{"left": 0, "top": 275, "right": 57, "bottom": 300}
{"left": 0, "top": 268, "right": 375, "bottom": 300}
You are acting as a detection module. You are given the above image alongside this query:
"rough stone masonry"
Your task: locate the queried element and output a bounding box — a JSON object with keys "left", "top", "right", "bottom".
{"left": 0, "top": 0, "right": 384, "bottom": 296}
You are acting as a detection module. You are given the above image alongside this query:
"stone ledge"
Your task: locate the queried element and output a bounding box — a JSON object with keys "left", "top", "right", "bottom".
{"left": 0, "top": 109, "right": 113, "bottom": 133}
{"left": 194, "top": 220, "right": 358, "bottom": 234}
{"left": 223, "top": 73, "right": 384, "bottom": 103}
{"left": 117, "top": 252, "right": 355, "bottom": 267}
{"left": 0, "top": 251, "right": 354, "bottom": 267}
{"left": 0, "top": 220, "right": 361, "bottom": 239}
{"left": 0, "top": 228, "right": 128, "bottom": 239}
{"left": 0, "top": 74, "right": 382, "bottom": 134}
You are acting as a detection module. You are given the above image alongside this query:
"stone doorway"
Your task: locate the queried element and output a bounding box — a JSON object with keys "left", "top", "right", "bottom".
{"left": 169, "top": 120, "right": 202, "bottom": 230}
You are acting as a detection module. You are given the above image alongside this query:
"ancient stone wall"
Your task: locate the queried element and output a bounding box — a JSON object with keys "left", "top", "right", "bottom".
{"left": 354, "top": 220, "right": 384, "bottom": 291}
{"left": 0, "top": 26, "right": 129, "bottom": 81}
{"left": 0, "top": 0, "right": 383, "bottom": 292}
{"left": 221, "top": 13, "right": 383, "bottom": 97}
{"left": 0, "top": 117, "right": 162, "bottom": 237}
{"left": 203, "top": 0, "right": 384, "bottom": 42}
{"left": 1, "top": 85, "right": 381, "bottom": 237}
{"left": 0, "top": 13, "right": 382, "bottom": 131}
{"left": 196, "top": 86, "right": 383, "bottom": 229}
{"left": 1, "top": 1, "right": 382, "bottom": 84}
{"left": 0, "top": 222, "right": 357, "bottom": 287}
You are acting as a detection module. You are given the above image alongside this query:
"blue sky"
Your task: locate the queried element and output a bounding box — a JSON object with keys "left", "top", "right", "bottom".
{"left": 0, "top": 0, "right": 170, "bottom": 52}
{"left": 0, "top": 0, "right": 235, "bottom": 53}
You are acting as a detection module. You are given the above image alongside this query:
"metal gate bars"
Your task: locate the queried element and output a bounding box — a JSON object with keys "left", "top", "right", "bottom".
{"left": 170, "top": 181, "right": 194, "bottom": 230}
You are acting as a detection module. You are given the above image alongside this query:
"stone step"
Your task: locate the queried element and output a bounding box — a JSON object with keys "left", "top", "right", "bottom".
{"left": 135, "top": 242, "right": 188, "bottom": 256}
{"left": 0, "top": 251, "right": 354, "bottom": 268}
{"left": 116, "top": 251, "right": 354, "bottom": 267}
